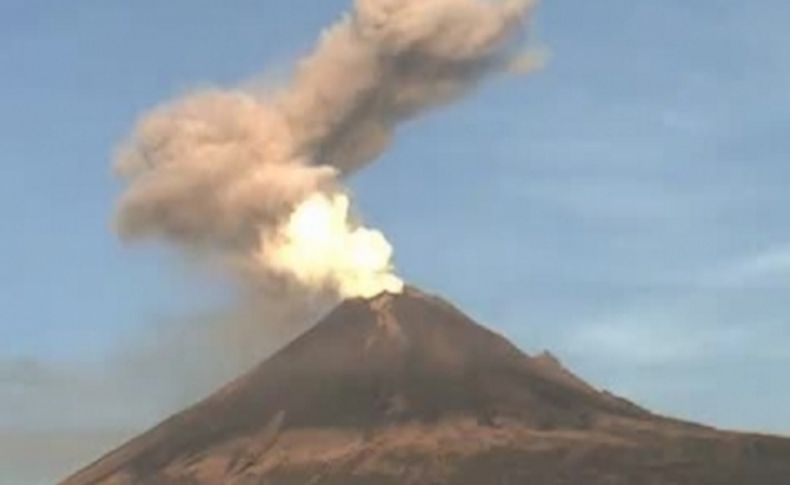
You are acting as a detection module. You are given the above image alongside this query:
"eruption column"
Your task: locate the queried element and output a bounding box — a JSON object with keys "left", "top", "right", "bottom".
{"left": 114, "top": 0, "right": 539, "bottom": 305}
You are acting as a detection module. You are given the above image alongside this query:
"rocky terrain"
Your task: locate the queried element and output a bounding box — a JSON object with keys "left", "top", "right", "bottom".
{"left": 63, "top": 287, "right": 790, "bottom": 484}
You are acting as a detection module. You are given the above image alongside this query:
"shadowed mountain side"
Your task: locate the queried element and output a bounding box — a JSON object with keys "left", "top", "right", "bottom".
{"left": 63, "top": 287, "right": 790, "bottom": 485}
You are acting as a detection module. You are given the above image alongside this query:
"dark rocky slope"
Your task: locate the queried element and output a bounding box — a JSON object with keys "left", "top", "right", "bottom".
{"left": 63, "top": 287, "right": 790, "bottom": 484}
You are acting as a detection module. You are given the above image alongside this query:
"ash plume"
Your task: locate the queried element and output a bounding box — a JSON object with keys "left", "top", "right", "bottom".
{"left": 115, "top": 0, "right": 539, "bottom": 304}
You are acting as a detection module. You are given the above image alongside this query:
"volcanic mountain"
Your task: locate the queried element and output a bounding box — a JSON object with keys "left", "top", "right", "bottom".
{"left": 64, "top": 287, "right": 790, "bottom": 484}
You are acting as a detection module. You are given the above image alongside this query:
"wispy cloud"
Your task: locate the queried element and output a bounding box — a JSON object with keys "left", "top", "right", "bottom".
{"left": 563, "top": 245, "right": 790, "bottom": 365}
{"left": 565, "top": 314, "right": 742, "bottom": 366}
{"left": 698, "top": 245, "right": 790, "bottom": 288}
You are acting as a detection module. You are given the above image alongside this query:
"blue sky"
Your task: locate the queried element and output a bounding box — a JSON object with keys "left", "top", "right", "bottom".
{"left": 2, "top": 1, "right": 790, "bottom": 482}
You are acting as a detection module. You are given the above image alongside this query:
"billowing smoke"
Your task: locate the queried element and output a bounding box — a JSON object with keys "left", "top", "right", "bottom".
{"left": 115, "top": 0, "right": 539, "bottom": 305}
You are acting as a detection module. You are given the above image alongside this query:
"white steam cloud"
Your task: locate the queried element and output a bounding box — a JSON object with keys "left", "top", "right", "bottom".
{"left": 260, "top": 193, "right": 404, "bottom": 298}
{"left": 115, "top": 0, "right": 539, "bottom": 304}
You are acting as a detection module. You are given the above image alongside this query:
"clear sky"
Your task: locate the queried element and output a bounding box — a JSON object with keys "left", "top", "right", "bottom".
{"left": 2, "top": 1, "right": 790, "bottom": 482}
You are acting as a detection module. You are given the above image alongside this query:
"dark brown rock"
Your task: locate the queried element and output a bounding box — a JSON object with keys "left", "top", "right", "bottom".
{"left": 62, "top": 287, "right": 790, "bottom": 484}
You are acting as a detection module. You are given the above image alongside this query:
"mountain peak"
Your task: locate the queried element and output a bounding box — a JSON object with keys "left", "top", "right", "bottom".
{"left": 64, "top": 287, "right": 790, "bottom": 485}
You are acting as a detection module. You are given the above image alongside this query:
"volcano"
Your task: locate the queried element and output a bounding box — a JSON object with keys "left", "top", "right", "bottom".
{"left": 64, "top": 287, "right": 790, "bottom": 484}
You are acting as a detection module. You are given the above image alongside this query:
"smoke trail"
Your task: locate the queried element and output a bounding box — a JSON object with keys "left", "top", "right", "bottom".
{"left": 115, "top": 0, "right": 539, "bottom": 303}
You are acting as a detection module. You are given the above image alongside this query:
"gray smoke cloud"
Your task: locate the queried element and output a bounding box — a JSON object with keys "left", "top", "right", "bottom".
{"left": 115, "top": 0, "right": 540, "bottom": 300}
